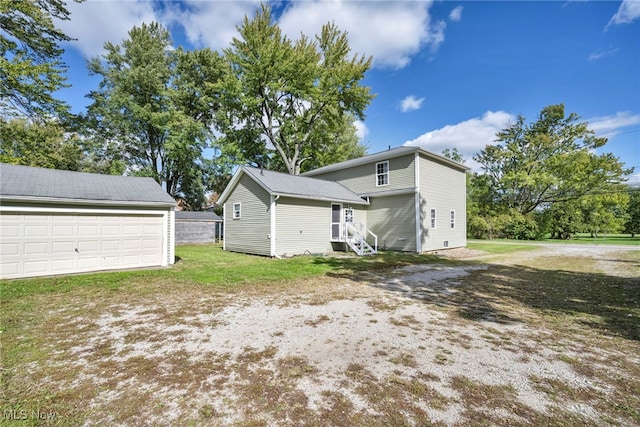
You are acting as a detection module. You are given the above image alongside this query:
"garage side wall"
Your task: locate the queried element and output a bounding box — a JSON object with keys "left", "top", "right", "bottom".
{"left": 223, "top": 174, "right": 271, "bottom": 256}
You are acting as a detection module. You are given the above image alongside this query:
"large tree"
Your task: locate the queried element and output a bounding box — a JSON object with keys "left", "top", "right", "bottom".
{"left": 474, "top": 104, "right": 631, "bottom": 215}
{"left": 220, "top": 4, "right": 374, "bottom": 175}
{"left": 1, "top": 0, "right": 79, "bottom": 119}
{"left": 625, "top": 187, "right": 640, "bottom": 237}
{"left": 84, "top": 22, "right": 227, "bottom": 208}
{"left": 0, "top": 117, "right": 81, "bottom": 169}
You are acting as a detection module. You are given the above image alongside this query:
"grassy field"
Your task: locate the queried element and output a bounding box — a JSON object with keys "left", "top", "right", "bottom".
{"left": 470, "top": 233, "right": 640, "bottom": 247}
{"left": 2, "top": 244, "right": 639, "bottom": 426}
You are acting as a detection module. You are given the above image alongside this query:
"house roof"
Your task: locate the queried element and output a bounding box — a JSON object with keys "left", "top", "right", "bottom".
{"left": 175, "top": 211, "right": 222, "bottom": 221}
{"left": 0, "top": 163, "right": 176, "bottom": 207}
{"left": 302, "top": 146, "right": 469, "bottom": 177}
{"left": 219, "top": 166, "right": 369, "bottom": 205}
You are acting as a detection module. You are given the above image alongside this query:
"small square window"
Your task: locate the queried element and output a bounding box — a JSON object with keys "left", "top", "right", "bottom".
{"left": 376, "top": 161, "right": 389, "bottom": 186}
{"left": 233, "top": 203, "right": 241, "bottom": 219}
{"left": 430, "top": 208, "right": 436, "bottom": 229}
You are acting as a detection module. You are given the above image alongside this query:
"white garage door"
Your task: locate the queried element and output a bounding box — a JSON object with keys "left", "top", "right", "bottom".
{"left": 0, "top": 213, "right": 165, "bottom": 279}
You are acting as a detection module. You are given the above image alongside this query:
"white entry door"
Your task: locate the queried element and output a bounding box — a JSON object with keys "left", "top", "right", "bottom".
{"left": 0, "top": 213, "right": 165, "bottom": 279}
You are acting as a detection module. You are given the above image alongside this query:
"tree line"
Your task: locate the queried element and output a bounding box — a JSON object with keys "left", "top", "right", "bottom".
{"left": 1, "top": 1, "right": 637, "bottom": 236}
{"left": 456, "top": 104, "right": 638, "bottom": 239}
{"left": 1, "top": 2, "right": 372, "bottom": 209}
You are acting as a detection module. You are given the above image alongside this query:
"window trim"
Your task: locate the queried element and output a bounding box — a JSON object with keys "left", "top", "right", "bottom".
{"left": 430, "top": 208, "right": 436, "bottom": 229}
{"left": 450, "top": 210, "right": 455, "bottom": 229}
{"left": 232, "top": 202, "right": 241, "bottom": 219}
{"left": 376, "top": 161, "right": 389, "bottom": 187}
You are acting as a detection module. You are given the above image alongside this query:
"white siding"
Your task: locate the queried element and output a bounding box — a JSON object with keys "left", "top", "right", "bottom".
{"left": 274, "top": 198, "right": 367, "bottom": 256}
{"left": 223, "top": 174, "right": 271, "bottom": 256}
{"left": 419, "top": 154, "right": 467, "bottom": 250}
{"left": 367, "top": 194, "right": 416, "bottom": 251}
{"left": 310, "top": 154, "right": 416, "bottom": 194}
{"left": 0, "top": 210, "right": 170, "bottom": 279}
{"left": 275, "top": 198, "right": 333, "bottom": 256}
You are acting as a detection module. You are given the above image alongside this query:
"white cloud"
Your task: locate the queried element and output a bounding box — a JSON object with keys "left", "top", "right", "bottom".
{"left": 354, "top": 120, "right": 369, "bottom": 140}
{"left": 404, "top": 111, "right": 515, "bottom": 171}
{"left": 58, "top": 0, "right": 158, "bottom": 57}
{"left": 607, "top": 0, "right": 640, "bottom": 28}
{"left": 588, "top": 48, "right": 619, "bottom": 61}
{"left": 58, "top": 0, "right": 259, "bottom": 58}
{"left": 162, "top": 0, "right": 260, "bottom": 50}
{"left": 59, "top": 1, "right": 448, "bottom": 69}
{"left": 277, "top": 0, "right": 447, "bottom": 69}
{"left": 449, "top": 6, "right": 463, "bottom": 22}
{"left": 587, "top": 111, "right": 640, "bottom": 137}
{"left": 400, "top": 95, "right": 425, "bottom": 113}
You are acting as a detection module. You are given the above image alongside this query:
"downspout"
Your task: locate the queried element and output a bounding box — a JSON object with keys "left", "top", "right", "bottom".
{"left": 270, "top": 194, "right": 280, "bottom": 257}
{"left": 222, "top": 203, "right": 226, "bottom": 251}
{"left": 414, "top": 152, "right": 422, "bottom": 253}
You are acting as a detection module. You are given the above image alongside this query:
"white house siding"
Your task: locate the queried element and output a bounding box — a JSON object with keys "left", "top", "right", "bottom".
{"left": 367, "top": 194, "right": 416, "bottom": 251}
{"left": 274, "top": 197, "right": 334, "bottom": 256}
{"left": 419, "top": 155, "right": 467, "bottom": 251}
{"left": 311, "top": 154, "right": 416, "bottom": 195}
{"left": 223, "top": 174, "right": 271, "bottom": 256}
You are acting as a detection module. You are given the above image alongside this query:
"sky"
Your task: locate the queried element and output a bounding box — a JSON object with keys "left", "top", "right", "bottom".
{"left": 54, "top": 0, "right": 640, "bottom": 183}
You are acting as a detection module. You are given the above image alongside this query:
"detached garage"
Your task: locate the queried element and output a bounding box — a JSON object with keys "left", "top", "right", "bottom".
{"left": 0, "top": 164, "right": 176, "bottom": 279}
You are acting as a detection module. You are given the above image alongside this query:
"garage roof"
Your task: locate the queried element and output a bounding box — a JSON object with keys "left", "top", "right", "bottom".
{"left": 175, "top": 211, "right": 221, "bottom": 221}
{"left": 0, "top": 163, "right": 176, "bottom": 207}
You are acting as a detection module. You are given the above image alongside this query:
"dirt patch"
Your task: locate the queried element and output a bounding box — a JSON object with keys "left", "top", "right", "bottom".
{"left": 8, "top": 245, "right": 640, "bottom": 425}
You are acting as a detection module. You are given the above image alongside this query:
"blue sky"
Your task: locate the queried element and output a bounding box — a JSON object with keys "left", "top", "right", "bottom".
{"left": 55, "top": 0, "right": 640, "bottom": 183}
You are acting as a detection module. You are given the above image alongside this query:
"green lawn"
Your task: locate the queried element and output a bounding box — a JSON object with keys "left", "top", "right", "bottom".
{"left": 1, "top": 244, "right": 440, "bottom": 302}
{"left": 546, "top": 233, "right": 640, "bottom": 245}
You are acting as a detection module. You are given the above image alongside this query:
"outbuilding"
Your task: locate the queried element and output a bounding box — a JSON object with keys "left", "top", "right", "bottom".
{"left": 175, "top": 211, "right": 222, "bottom": 244}
{"left": 0, "top": 163, "right": 176, "bottom": 279}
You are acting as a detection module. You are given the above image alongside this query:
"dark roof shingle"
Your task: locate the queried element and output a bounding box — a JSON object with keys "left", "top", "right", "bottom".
{"left": 0, "top": 163, "right": 176, "bottom": 206}
{"left": 242, "top": 166, "right": 368, "bottom": 204}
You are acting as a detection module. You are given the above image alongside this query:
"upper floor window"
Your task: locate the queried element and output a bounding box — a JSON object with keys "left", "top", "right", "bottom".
{"left": 450, "top": 210, "right": 455, "bottom": 229}
{"left": 430, "top": 208, "right": 436, "bottom": 229}
{"left": 376, "top": 161, "right": 389, "bottom": 186}
{"left": 233, "top": 202, "right": 241, "bottom": 219}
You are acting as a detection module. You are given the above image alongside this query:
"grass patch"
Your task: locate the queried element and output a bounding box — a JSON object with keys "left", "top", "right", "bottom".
{"left": 545, "top": 233, "right": 640, "bottom": 246}
{"left": 467, "top": 241, "right": 540, "bottom": 254}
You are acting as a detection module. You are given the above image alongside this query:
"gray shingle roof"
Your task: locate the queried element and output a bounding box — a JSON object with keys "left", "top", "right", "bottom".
{"left": 242, "top": 166, "right": 368, "bottom": 204}
{"left": 0, "top": 163, "right": 176, "bottom": 206}
{"left": 175, "top": 211, "right": 221, "bottom": 221}
{"left": 303, "top": 145, "right": 468, "bottom": 176}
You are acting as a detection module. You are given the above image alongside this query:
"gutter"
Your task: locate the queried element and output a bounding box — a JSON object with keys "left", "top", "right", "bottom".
{"left": 0, "top": 195, "right": 177, "bottom": 209}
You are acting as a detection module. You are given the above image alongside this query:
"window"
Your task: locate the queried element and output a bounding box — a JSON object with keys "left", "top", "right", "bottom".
{"left": 376, "top": 161, "right": 389, "bottom": 186}
{"left": 233, "top": 203, "right": 241, "bottom": 219}
{"left": 430, "top": 208, "right": 436, "bottom": 229}
{"left": 450, "top": 210, "right": 455, "bottom": 229}
{"left": 344, "top": 207, "right": 354, "bottom": 223}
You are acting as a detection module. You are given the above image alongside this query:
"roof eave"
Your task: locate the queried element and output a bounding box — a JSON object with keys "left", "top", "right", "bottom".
{"left": 0, "top": 195, "right": 176, "bottom": 208}
{"left": 273, "top": 192, "right": 369, "bottom": 205}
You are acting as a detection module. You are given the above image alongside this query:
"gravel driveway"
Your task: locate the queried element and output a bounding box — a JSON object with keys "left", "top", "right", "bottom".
{"left": 44, "top": 244, "right": 639, "bottom": 425}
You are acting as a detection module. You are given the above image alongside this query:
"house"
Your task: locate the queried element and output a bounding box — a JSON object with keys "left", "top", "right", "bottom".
{"left": 175, "top": 211, "right": 223, "bottom": 244}
{"left": 0, "top": 163, "right": 176, "bottom": 279}
{"left": 218, "top": 146, "right": 468, "bottom": 257}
